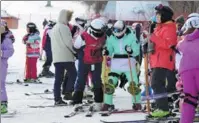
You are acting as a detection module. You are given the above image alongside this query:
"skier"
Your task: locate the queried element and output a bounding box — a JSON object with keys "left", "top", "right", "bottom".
{"left": 177, "top": 15, "right": 199, "bottom": 123}
{"left": 147, "top": 4, "right": 177, "bottom": 118}
{"left": 1, "top": 21, "right": 14, "bottom": 114}
{"left": 175, "top": 15, "right": 185, "bottom": 38}
{"left": 103, "top": 20, "right": 141, "bottom": 110}
{"left": 72, "top": 18, "right": 106, "bottom": 111}
{"left": 39, "top": 20, "right": 56, "bottom": 78}
{"left": 22, "top": 22, "right": 41, "bottom": 83}
{"left": 42, "top": 18, "right": 48, "bottom": 29}
{"left": 71, "top": 15, "right": 94, "bottom": 99}
{"left": 50, "top": 9, "right": 77, "bottom": 105}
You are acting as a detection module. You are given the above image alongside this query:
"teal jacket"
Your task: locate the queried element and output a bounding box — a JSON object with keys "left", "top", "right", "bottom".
{"left": 106, "top": 28, "right": 140, "bottom": 57}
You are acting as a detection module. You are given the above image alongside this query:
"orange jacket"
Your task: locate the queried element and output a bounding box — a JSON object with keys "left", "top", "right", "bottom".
{"left": 149, "top": 22, "right": 177, "bottom": 70}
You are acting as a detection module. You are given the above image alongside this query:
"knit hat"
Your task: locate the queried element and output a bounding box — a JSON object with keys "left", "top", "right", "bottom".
{"left": 175, "top": 15, "right": 185, "bottom": 25}
{"left": 155, "top": 4, "right": 174, "bottom": 23}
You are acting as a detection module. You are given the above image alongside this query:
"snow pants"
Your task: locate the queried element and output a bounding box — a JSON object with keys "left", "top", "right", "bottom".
{"left": 54, "top": 62, "right": 77, "bottom": 101}
{"left": 73, "top": 55, "right": 103, "bottom": 103}
{"left": 180, "top": 69, "right": 199, "bottom": 123}
{"left": 104, "top": 68, "right": 141, "bottom": 105}
{"left": 151, "top": 68, "right": 170, "bottom": 111}
{"left": 42, "top": 49, "right": 52, "bottom": 68}
{"left": 25, "top": 57, "right": 38, "bottom": 79}
{"left": 1, "top": 60, "right": 8, "bottom": 102}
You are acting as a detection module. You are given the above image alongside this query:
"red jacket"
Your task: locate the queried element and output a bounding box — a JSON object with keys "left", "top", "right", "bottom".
{"left": 82, "top": 32, "right": 106, "bottom": 64}
{"left": 149, "top": 22, "right": 177, "bottom": 70}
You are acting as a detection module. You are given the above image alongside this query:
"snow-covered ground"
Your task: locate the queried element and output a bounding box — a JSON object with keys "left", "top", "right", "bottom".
{"left": 2, "top": 27, "right": 148, "bottom": 123}
{"left": 1, "top": 1, "right": 182, "bottom": 123}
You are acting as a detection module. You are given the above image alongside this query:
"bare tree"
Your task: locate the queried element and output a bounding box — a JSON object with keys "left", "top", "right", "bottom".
{"left": 82, "top": 1, "right": 108, "bottom": 14}
{"left": 46, "top": 0, "right": 52, "bottom": 7}
{"left": 169, "top": 1, "right": 199, "bottom": 17}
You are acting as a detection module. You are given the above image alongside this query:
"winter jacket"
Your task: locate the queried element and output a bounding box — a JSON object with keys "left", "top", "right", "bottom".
{"left": 50, "top": 9, "right": 76, "bottom": 63}
{"left": 149, "top": 22, "right": 177, "bottom": 71}
{"left": 5, "top": 30, "right": 15, "bottom": 43}
{"left": 177, "top": 29, "right": 199, "bottom": 74}
{"left": 41, "top": 25, "right": 52, "bottom": 51}
{"left": 1, "top": 36, "right": 14, "bottom": 72}
{"left": 106, "top": 28, "right": 140, "bottom": 71}
{"left": 23, "top": 32, "right": 41, "bottom": 58}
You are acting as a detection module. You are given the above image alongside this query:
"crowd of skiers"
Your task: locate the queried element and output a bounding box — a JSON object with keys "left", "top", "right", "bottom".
{"left": 1, "top": 3, "right": 199, "bottom": 123}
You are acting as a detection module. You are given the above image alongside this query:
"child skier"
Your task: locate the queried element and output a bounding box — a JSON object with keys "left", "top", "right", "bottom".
{"left": 148, "top": 4, "right": 177, "bottom": 118}
{"left": 177, "top": 15, "right": 199, "bottom": 123}
{"left": 1, "top": 21, "right": 14, "bottom": 114}
{"left": 103, "top": 20, "right": 141, "bottom": 110}
{"left": 39, "top": 20, "right": 56, "bottom": 78}
{"left": 72, "top": 18, "right": 106, "bottom": 110}
{"left": 22, "top": 22, "right": 41, "bottom": 82}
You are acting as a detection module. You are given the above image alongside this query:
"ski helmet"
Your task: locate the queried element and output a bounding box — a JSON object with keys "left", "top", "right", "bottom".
{"left": 188, "top": 13, "right": 199, "bottom": 19}
{"left": 181, "top": 16, "right": 199, "bottom": 34}
{"left": 112, "top": 20, "right": 126, "bottom": 37}
{"left": 89, "top": 18, "right": 105, "bottom": 38}
{"left": 75, "top": 15, "right": 87, "bottom": 28}
{"left": 155, "top": 4, "right": 174, "bottom": 23}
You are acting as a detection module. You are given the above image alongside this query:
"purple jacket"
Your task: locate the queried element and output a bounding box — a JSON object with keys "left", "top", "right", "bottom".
{"left": 1, "top": 37, "right": 14, "bottom": 66}
{"left": 177, "top": 29, "right": 199, "bottom": 74}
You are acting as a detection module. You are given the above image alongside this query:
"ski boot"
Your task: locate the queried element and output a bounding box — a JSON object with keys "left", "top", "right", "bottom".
{"left": 132, "top": 103, "right": 142, "bottom": 111}
{"left": 63, "top": 92, "right": 73, "bottom": 100}
{"left": 1, "top": 101, "right": 8, "bottom": 114}
{"left": 23, "top": 79, "right": 33, "bottom": 83}
{"left": 147, "top": 109, "right": 175, "bottom": 120}
{"left": 39, "top": 66, "right": 54, "bottom": 78}
{"left": 101, "top": 104, "right": 115, "bottom": 111}
{"left": 54, "top": 99, "right": 67, "bottom": 106}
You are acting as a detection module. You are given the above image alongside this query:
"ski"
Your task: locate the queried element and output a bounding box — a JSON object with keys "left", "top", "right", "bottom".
{"left": 64, "top": 105, "right": 85, "bottom": 118}
{"left": 25, "top": 89, "right": 53, "bottom": 96}
{"left": 141, "top": 91, "right": 180, "bottom": 101}
{"left": 100, "top": 117, "right": 180, "bottom": 123}
{"left": 85, "top": 105, "right": 95, "bottom": 117}
{"left": 16, "top": 79, "right": 43, "bottom": 86}
{"left": 27, "top": 104, "right": 67, "bottom": 108}
{"left": 100, "top": 109, "right": 146, "bottom": 117}
{"left": 1, "top": 110, "right": 17, "bottom": 118}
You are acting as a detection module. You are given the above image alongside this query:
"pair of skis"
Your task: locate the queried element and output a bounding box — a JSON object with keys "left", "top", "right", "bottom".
{"left": 1, "top": 110, "right": 17, "bottom": 118}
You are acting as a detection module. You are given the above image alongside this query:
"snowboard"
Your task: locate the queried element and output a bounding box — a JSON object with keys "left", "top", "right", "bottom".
{"left": 1, "top": 110, "right": 17, "bottom": 118}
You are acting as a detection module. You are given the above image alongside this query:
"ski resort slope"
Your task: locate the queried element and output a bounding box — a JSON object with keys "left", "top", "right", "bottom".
{"left": 1, "top": 1, "right": 181, "bottom": 123}
{"left": 1, "top": 27, "right": 148, "bottom": 123}
{"left": 2, "top": 28, "right": 147, "bottom": 123}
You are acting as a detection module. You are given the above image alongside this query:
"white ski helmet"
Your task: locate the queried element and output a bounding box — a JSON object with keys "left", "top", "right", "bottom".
{"left": 89, "top": 18, "right": 105, "bottom": 38}
{"left": 181, "top": 16, "right": 199, "bottom": 33}
{"left": 75, "top": 15, "right": 87, "bottom": 25}
{"left": 188, "top": 13, "right": 199, "bottom": 18}
{"left": 113, "top": 20, "right": 127, "bottom": 37}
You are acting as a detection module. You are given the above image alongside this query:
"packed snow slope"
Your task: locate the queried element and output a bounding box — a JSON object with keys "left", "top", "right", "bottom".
{"left": 1, "top": 1, "right": 180, "bottom": 123}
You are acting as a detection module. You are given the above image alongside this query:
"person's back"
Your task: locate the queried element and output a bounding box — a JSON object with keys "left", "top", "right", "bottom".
{"left": 51, "top": 10, "right": 75, "bottom": 63}
{"left": 177, "top": 29, "right": 199, "bottom": 74}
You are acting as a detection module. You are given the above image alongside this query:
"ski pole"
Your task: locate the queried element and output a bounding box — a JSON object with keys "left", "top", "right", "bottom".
{"left": 144, "top": 53, "right": 151, "bottom": 114}
{"left": 127, "top": 52, "right": 137, "bottom": 103}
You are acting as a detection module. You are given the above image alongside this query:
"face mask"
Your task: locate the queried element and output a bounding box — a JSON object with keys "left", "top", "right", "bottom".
{"left": 156, "top": 14, "right": 161, "bottom": 23}
{"left": 107, "top": 24, "right": 113, "bottom": 28}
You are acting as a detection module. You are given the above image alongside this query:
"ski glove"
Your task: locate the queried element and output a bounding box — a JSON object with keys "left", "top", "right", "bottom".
{"left": 102, "top": 47, "right": 109, "bottom": 56}
{"left": 125, "top": 45, "right": 133, "bottom": 54}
